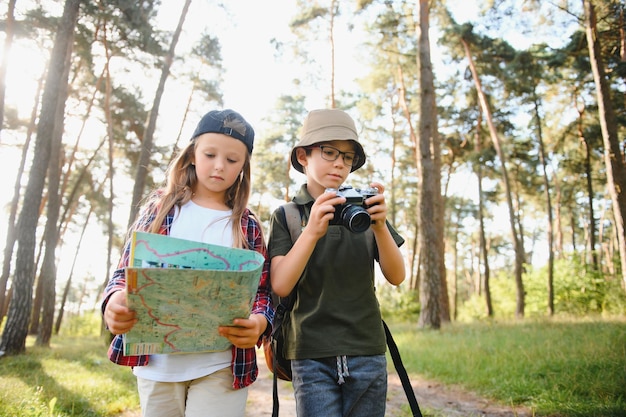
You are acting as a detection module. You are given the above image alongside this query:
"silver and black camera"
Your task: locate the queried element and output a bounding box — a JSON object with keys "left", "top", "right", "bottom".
{"left": 326, "top": 185, "right": 378, "bottom": 233}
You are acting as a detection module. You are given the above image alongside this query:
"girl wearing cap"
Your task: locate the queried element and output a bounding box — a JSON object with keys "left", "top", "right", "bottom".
{"left": 268, "top": 109, "right": 406, "bottom": 417}
{"left": 101, "top": 109, "right": 273, "bottom": 417}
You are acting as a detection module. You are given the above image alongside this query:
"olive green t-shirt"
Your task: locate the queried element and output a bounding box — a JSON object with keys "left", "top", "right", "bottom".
{"left": 268, "top": 184, "right": 405, "bottom": 360}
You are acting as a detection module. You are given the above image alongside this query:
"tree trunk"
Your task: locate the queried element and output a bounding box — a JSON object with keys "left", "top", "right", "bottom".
{"left": 583, "top": 0, "right": 626, "bottom": 290}
{"left": 29, "top": 273, "right": 43, "bottom": 335}
{"left": 127, "top": 0, "right": 192, "bottom": 228}
{"left": 410, "top": 219, "right": 419, "bottom": 291}
{"left": 575, "top": 98, "right": 599, "bottom": 269}
{"left": 532, "top": 94, "right": 555, "bottom": 315}
{"left": 36, "top": 36, "right": 73, "bottom": 347}
{"left": 461, "top": 37, "right": 526, "bottom": 317}
{"left": 0, "top": 69, "right": 44, "bottom": 322}
{"left": 553, "top": 177, "right": 564, "bottom": 258}
{"left": 475, "top": 106, "right": 493, "bottom": 317}
{"left": 416, "top": 0, "right": 445, "bottom": 328}
{"left": 55, "top": 207, "right": 93, "bottom": 334}
{"left": 99, "top": 27, "right": 116, "bottom": 323}
{"left": 452, "top": 206, "right": 460, "bottom": 320}
{"left": 59, "top": 68, "right": 104, "bottom": 202}
{"left": 0, "top": 0, "right": 80, "bottom": 356}
{"left": 396, "top": 65, "right": 422, "bottom": 295}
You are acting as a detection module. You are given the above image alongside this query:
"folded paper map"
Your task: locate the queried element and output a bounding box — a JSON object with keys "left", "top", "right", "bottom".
{"left": 123, "top": 231, "right": 265, "bottom": 356}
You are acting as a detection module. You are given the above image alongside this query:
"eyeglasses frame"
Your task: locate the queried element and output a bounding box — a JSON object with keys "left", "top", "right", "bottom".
{"left": 306, "top": 145, "right": 360, "bottom": 167}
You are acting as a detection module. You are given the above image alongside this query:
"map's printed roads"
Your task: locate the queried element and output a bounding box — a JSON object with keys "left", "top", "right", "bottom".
{"left": 123, "top": 232, "right": 264, "bottom": 355}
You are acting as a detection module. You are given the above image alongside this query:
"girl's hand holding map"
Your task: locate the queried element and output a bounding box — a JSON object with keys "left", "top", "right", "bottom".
{"left": 218, "top": 314, "right": 268, "bottom": 349}
{"left": 104, "top": 290, "right": 138, "bottom": 335}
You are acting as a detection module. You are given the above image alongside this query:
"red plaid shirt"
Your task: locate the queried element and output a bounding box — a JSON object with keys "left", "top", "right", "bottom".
{"left": 101, "top": 202, "right": 274, "bottom": 389}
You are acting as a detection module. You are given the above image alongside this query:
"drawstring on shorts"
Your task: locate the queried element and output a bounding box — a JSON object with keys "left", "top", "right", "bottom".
{"left": 336, "top": 355, "right": 350, "bottom": 385}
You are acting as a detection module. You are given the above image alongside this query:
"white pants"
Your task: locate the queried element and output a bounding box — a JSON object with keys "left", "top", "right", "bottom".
{"left": 136, "top": 367, "right": 249, "bottom": 417}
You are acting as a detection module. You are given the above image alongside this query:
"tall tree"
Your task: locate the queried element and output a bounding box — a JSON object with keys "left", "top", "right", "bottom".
{"left": 290, "top": 0, "right": 343, "bottom": 108}
{"left": 0, "top": 71, "right": 42, "bottom": 321}
{"left": 506, "top": 47, "right": 557, "bottom": 314}
{"left": 35, "top": 33, "right": 73, "bottom": 347}
{"left": 127, "top": 0, "right": 192, "bottom": 228}
{"left": 548, "top": 28, "right": 604, "bottom": 270}
{"left": 583, "top": 0, "right": 626, "bottom": 290}
{"left": 416, "top": 0, "right": 447, "bottom": 328}
{"left": 355, "top": 1, "right": 420, "bottom": 292}
{"left": 0, "top": 0, "right": 81, "bottom": 356}
{"left": 460, "top": 31, "right": 526, "bottom": 317}
{"left": 474, "top": 105, "right": 493, "bottom": 317}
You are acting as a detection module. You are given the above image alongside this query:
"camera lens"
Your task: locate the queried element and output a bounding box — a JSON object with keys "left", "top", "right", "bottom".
{"left": 341, "top": 205, "right": 371, "bottom": 233}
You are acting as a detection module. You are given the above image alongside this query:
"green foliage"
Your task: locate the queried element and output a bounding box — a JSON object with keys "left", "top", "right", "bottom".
{"left": 388, "top": 318, "right": 626, "bottom": 417}
{"left": 454, "top": 271, "right": 519, "bottom": 321}
{"left": 457, "top": 256, "right": 626, "bottom": 321}
{"left": 526, "top": 257, "right": 626, "bottom": 316}
{"left": 378, "top": 283, "right": 420, "bottom": 321}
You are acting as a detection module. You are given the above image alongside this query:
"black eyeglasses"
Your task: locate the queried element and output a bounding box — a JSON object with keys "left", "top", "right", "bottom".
{"left": 309, "top": 145, "right": 359, "bottom": 167}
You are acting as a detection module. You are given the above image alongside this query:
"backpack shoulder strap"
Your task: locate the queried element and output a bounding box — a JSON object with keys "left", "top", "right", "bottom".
{"left": 281, "top": 201, "right": 305, "bottom": 243}
{"left": 275, "top": 202, "right": 304, "bottom": 312}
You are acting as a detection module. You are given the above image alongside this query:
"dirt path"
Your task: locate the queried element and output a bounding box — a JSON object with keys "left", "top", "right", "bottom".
{"left": 246, "top": 348, "right": 533, "bottom": 417}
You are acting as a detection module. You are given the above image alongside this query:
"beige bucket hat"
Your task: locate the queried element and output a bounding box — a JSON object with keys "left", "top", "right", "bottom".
{"left": 290, "top": 109, "right": 366, "bottom": 173}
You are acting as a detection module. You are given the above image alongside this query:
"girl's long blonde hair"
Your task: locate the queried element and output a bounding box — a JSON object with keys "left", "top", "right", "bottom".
{"left": 133, "top": 132, "right": 252, "bottom": 249}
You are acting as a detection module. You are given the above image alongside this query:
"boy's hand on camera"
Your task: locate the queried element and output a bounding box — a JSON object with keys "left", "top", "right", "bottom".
{"left": 367, "top": 182, "right": 387, "bottom": 230}
{"left": 305, "top": 190, "right": 345, "bottom": 239}
{"left": 218, "top": 314, "right": 267, "bottom": 349}
{"left": 104, "top": 290, "right": 137, "bottom": 335}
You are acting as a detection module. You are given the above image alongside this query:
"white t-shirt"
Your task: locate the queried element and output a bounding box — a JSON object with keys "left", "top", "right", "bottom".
{"left": 133, "top": 201, "right": 235, "bottom": 382}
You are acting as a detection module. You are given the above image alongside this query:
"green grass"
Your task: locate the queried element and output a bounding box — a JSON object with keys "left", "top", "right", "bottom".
{"left": 387, "top": 316, "right": 626, "bottom": 417}
{"left": 0, "top": 335, "right": 138, "bottom": 417}
{"left": 1, "top": 317, "right": 624, "bottom": 416}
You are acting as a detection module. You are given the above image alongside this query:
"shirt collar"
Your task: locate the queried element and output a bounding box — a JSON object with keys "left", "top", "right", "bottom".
{"left": 293, "top": 183, "right": 315, "bottom": 206}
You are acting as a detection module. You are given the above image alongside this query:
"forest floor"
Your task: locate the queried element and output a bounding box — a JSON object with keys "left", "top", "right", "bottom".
{"left": 118, "top": 347, "right": 534, "bottom": 416}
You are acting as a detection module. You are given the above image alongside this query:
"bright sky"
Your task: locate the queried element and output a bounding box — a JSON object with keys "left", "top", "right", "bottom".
{"left": 155, "top": 1, "right": 293, "bottom": 129}
{"left": 155, "top": 0, "right": 370, "bottom": 134}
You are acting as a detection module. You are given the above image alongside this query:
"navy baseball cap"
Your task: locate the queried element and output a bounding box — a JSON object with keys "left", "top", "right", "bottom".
{"left": 191, "top": 109, "right": 255, "bottom": 154}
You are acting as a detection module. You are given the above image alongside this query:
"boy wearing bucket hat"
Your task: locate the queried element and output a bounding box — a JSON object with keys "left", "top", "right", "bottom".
{"left": 268, "top": 109, "right": 405, "bottom": 416}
